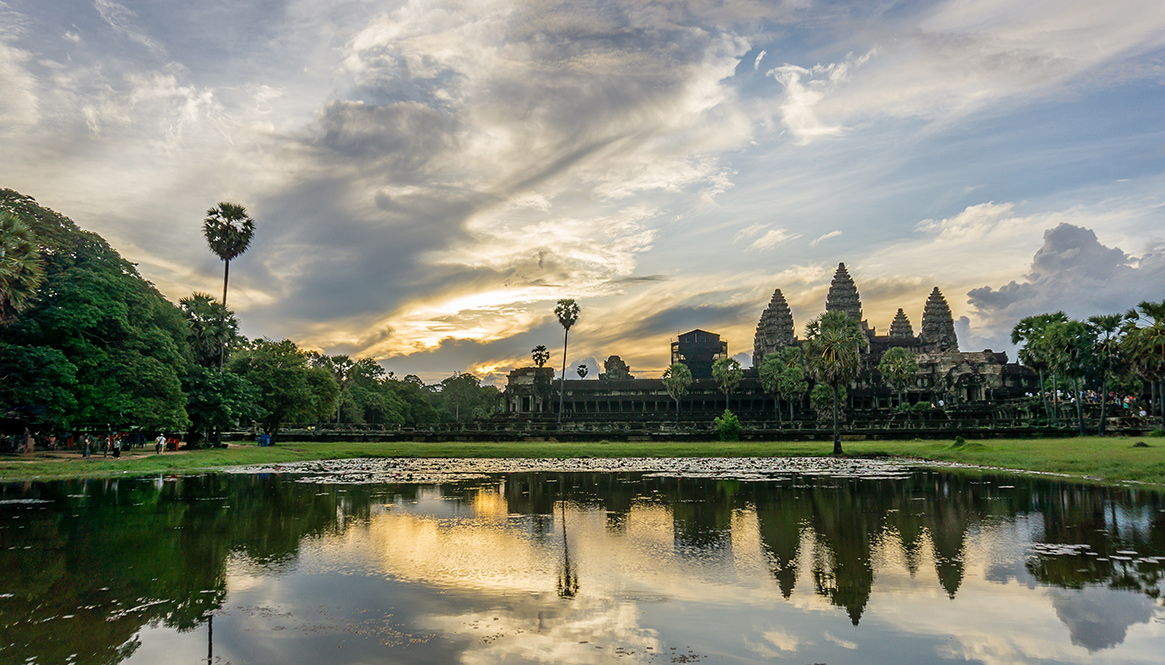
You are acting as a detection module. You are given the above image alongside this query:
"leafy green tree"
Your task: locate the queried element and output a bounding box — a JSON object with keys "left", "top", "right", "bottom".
{"left": 0, "top": 190, "right": 192, "bottom": 430}
{"left": 532, "top": 345, "right": 550, "bottom": 368}
{"left": 7, "top": 231, "right": 191, "bottom": 429}
{"left": 878, "top": 346, "right": 919, "bottom": 408}
{"left": 202, "top": 202, "right": 255, "bottom": 307}
{"left": 1044, "top": 319, "right": 1093, "bottom": 435}
{"left": 758, "top": 354, "right": 784, "bottom": 422}
{"left": 1123, "top": 300, "right": 1165, "bottom": 426}
{"left": 661, "top": 362, "right": 693, "bottom": 421}
{"left": 804, "top": 311, "right": 864, "bottom": 455}
{"left": 0, "top": 211, "right": 43, "bottom": 324}
{"left": 554, "top": 299, "right": 580, "bottom": 423}
{"left": 0, "top": 342, "right": 76, "bottom": 428}
{"left": 1087, "top": 313, "right": 1125, "bottom": 435}
{"left": 712, "top": 357, "right": 743, "bottom": 411}
{"left": 713, "top": 409, "right": 742, "bottom": 441}
{"left": 576, "top": 363, "right": 588, "bottom": 379}
{"left": 183, "top": 365, "right": 259, "bottom": 447}
{"left": 228, "top": 339, "right": 338, "bottom": 441}
{"left": 384, "top": 374, "right": 441, "bottom": 425}
{"left": 777, "top": 361, "right": 809, "bottom": 422}
{"left": 309, "top": 353, "right": 355, "bottom": 425}
{"left": 758, "top": 347, "right": 807, "bottom": 422}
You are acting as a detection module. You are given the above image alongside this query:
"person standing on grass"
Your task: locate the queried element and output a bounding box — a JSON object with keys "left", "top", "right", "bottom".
{"left": 155, "top": 433, "right": 165, "bottom": 454}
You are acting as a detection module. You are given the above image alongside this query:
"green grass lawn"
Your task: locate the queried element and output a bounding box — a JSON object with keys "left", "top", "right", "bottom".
{"left": 2, "top": 436, "right": 1163, "bottom": 488}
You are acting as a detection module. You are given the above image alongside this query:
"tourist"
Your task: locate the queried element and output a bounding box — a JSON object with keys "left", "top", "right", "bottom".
{"left": 155, "top": 433, "right": 165, "bottom": 454}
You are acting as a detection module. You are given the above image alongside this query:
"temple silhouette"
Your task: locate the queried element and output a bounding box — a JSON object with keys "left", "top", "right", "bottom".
{"left": 504, "top": 263, "right": 1033, "bottom": 422}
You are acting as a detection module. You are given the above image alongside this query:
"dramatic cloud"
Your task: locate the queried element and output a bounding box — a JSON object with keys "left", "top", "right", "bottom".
{"left": 1, "top": 0, "right": 1163, "bottom": 381}
{"left": 968, "top": 223, "right": 1165, "bottom": 326}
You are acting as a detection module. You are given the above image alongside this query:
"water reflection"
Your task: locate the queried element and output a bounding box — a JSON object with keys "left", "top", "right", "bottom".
{"left": 1, "top": 470, "right": 1163, "bottom": 664}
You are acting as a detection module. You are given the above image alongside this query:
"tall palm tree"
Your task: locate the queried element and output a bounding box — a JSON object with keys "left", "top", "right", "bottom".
{"left": 202, "top": 202, "right": 255, "bottom": 308}
{"left": 661, "top": 362, "right": 693, "bottom": 422}
{"left": 1087, "top": 313, "right": 1124, "bottom": 435}
{"left": 804, "top": 311, "right": 865, "bottom": 455}
{"left": 1012, "top": 312, "right": 1067, "bottom": 425}
{"left": 554, "top": 299, "right": 579, "bottom": 424}
{"left": 878, "top": 346, "right": 919, "bottom": 408}
{"left": 712, "top": 357, "right": 743, "bottom": 411}
{"left": 1123, "top": 300, "right": 1165, "bottom": 426}
{"left": 0, "top": 211, "right": 43, "bottom": 324}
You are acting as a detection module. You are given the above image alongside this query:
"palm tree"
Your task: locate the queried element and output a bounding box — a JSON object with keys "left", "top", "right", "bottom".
{"left": 758, "top": 354, "right": 785, "bottom": 422}
{"left": 661, "top": 362, "right": 693, "bottom": 422}
{"left": 532, "top": 345, "right": 550, "bottom": 368}
{"left": 576, "top": 364, "right": 588, "bottom": 379}
{"left": 202, "top": 202, "right": 255, "bottom": 308}
{"left": 878, "top": 346, "right": 919, "bottom": 408}
{"left": 712, "top": 357, "right": 743, "bottom": 411}
{"left": 1123, "top": 300, "right": 1165, "bottom": 427}
{"left": 554, "top": 299, "right": 580, "bottom": 424}
{"left": 1087, "top": 313, "right": 1125, "bottom": 435}
{"left": 179, "top": 292, "right": 241, "bottom": 369}
{"left": 0, "top": 211, "right": 43, "bottom": 324}
{"left": 1012, "top": 312, "right": 1067, "bottom": 425}
{"left": 804, "top": 311, "right": 865, "bottom": 455}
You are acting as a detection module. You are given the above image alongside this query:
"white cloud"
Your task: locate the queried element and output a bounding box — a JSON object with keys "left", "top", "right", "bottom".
{"left": 93, "top": 0, "right": 165, "bottom": 54}
{"left": 810, "top": 230, "right": 842, "bottom": 246}
{"left": 768, "top": 1, "right": 1165, "bottom": 143}
{"left": 735, "top": 223, "right": 801, "bottom": 251}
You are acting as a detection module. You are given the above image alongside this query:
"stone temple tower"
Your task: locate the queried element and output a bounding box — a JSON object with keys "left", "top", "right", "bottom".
{"left": 888, "top": 308, "right": 914, "bottom": 340}
{"left": 753, "top": 288, "right": 796, "bottom": 366}
{"left": 920, "top": 287, "right": 958, "bottom": 351}
{"left": 825, "top": 263, "right": 870, "bottom": 333}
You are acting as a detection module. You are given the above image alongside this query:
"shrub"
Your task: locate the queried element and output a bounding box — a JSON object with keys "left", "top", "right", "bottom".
{"left": 1148, "top": 429, "right": 1164, "bottom": 438}
{"left": 714, "top": 409, "right": 742, "bottom": 441}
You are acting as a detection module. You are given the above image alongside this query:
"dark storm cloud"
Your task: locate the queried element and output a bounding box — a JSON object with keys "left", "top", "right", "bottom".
{"left": 967, "top": 223, "right": 1165, "bottom": 325}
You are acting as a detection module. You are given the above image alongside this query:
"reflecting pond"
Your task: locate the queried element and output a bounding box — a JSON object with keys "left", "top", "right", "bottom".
{"left": 2, "top": 461, "right": 1164, "bottom": 664}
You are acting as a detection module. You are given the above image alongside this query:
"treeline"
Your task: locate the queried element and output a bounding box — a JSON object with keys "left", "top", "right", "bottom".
{"left": 0, "top": 189, "right": 498, "bottom": 443}
{"left": 1010, "top": 309, "right": 1165, "bottom": 433}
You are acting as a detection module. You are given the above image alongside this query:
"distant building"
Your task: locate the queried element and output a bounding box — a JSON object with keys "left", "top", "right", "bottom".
{"left": 670, "top": 329, "right": 728, "bottom": 380}
{"left": 502, "top": 261, "right": 1035, "bottom": 420}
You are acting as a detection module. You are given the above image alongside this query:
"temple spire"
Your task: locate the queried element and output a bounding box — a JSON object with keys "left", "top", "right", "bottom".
{"left": 920, "top": 287, "right": 958, "bottom": 351}
{"left": 753, "top": 288, "right": 796, "bottom": 366}
{"left": 825, "top": 262, "right": 868, "bottom": 332}
{"left": 888, "top": 308, "right": 914, "bottom": 339}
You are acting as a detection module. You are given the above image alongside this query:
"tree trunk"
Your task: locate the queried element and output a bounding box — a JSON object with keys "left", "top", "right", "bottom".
{"left": 1098, "top": 373, "right": 1109, "bottom": 436}
{"left": 1038, "top": 368, "right": 1050, "bottom": 425}
{"left": 832, "top": 384, "right": 843, "bottom": 455}
{"left": 789, "top": 399, "right": 794, "bottom": 422}
{"left": 558, "top": 329, "right": 569, "bottom": 424}
{"left": 775, "top": 396, "right": 781, "bottom": 423}
{"left": 222, "top": 259, "right": 230, "bottom": 307}
{"left": 1051, "top": 371, "right": 1060, "bottom": 426}
{"left": 1074, "top": 376, "right": 1084, "bottom": 436}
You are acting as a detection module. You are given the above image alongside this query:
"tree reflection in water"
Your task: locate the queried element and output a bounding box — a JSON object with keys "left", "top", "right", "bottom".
{"left": 0, "top": 469, "right": 1162, "bottom": 663}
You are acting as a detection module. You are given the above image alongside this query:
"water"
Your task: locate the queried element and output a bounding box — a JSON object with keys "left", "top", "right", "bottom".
{"left": 1, "top": 461, "right": 1163, "bottom": 664}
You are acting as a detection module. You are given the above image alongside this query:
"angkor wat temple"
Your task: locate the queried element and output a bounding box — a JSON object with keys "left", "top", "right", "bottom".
{"left": 503, "top": 263, "right": 1034, "bottom": 424}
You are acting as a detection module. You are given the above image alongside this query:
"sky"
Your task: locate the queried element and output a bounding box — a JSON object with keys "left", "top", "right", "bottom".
{"left": 2, "top": 0, "right": 1164, "bottom": 384}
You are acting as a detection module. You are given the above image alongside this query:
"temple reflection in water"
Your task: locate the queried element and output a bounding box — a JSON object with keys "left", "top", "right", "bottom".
{"left": 1, "top": 471, "right": 1163, "bottom": 664}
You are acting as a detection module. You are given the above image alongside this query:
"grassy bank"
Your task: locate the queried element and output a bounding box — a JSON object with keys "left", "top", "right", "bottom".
{"left": 2, "top": 436, "right": 1163, "bottom": 488}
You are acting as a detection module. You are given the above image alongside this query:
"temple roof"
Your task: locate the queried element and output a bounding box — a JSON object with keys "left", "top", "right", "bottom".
{"left": 920, "top": 287, "right": 958, "bottom": 351}
{"left": 888, "top": 308, "right": 914, "bottom": 339}
{"left": 825, "top": 262, "right": 867, "bottom": 330}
